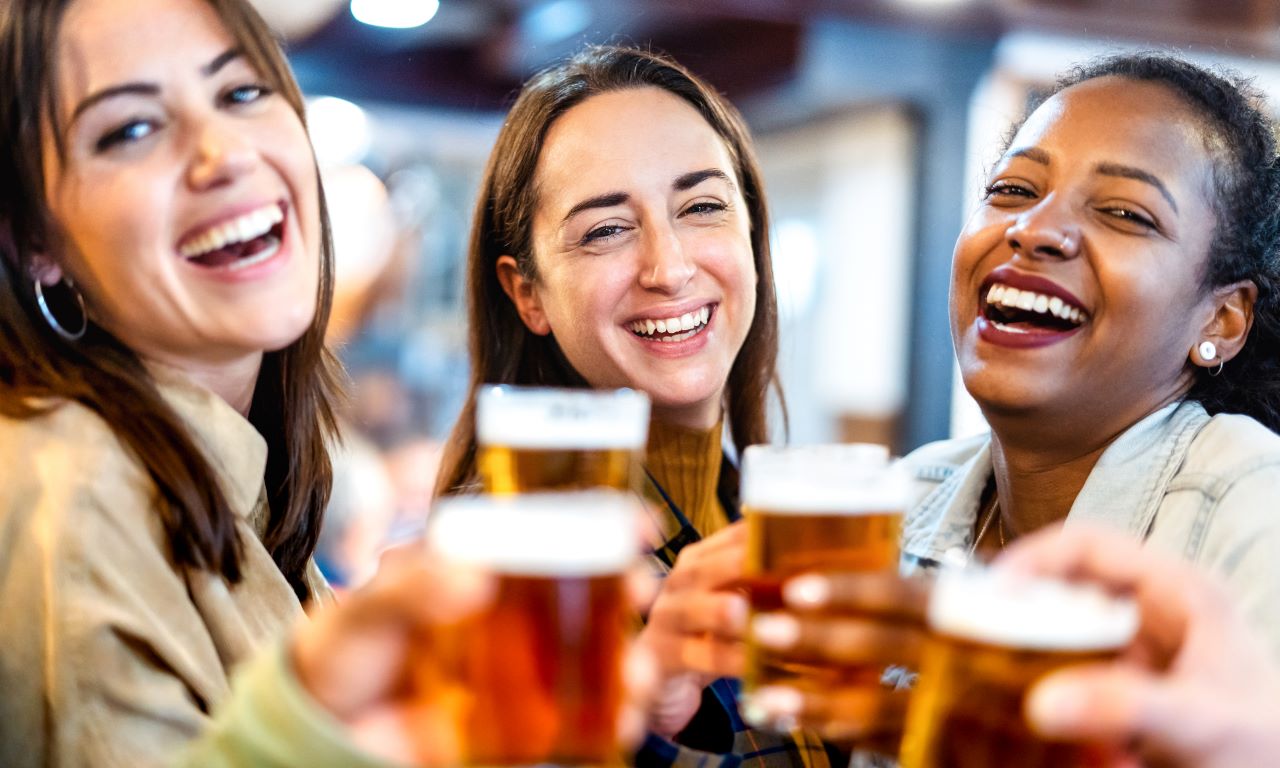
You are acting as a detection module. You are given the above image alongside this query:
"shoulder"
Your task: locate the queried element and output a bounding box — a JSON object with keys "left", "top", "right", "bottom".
{"left": 0, "top": 399, "right": 166, "bottom": 565}
{"left": 1181, "top": 412, "right": 1280, "bottom": 483}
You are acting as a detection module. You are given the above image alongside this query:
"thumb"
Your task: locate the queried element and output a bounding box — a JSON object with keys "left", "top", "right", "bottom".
{"left": 1026, "top": 664, "right": 1196, "bottom": 748}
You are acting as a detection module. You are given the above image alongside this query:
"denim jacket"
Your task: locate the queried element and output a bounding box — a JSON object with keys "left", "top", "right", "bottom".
{"left": 899, "top": 399, "right": 1280, "bottom": 659}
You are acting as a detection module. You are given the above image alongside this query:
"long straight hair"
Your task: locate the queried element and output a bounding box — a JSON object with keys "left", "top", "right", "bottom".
{"left": 436, "top": 46, "right": 783, "bottom": 495}
{"left": 0, "top": 0, "right": 343, "bottom": 600}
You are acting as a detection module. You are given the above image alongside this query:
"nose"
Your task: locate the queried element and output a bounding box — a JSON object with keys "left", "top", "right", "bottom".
{"left": 637, "top": 222, "right": 696, "bottom": 293}
{"left": 186, "top": 116, "right": 257, "bottom": 191}
{"left": 1004, "top": 199, "right": 1081, "bottom": 261}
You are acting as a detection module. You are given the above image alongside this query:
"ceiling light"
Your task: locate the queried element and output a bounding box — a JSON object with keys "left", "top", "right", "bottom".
{"left": 521, "top": 0, "right": 591, "bottom": 45}
{"left": 307, "top": 96, "right": 371, "bottom": 166}
{"left": 350, "top": 0, "right": 440, "bottom": 29}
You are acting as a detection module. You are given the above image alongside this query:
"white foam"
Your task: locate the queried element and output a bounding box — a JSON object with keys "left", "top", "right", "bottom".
{"left": 741, "top": 444, "right": 907, "bottom": 513}
{"left": 476, "top": 386, "right": 650, "bottom": 449}
{"left": 928, "top": 567, "right": 1138, "bottom": 652}
{"left": 427, "top": 491, "right": 640, "bottom": 576}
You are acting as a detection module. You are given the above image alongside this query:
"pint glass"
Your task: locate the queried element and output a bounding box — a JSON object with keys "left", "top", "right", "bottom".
{"left": 423, "top": 491, "right": 639, "bottom": 766}
{"left": 899, "top": 568, "right": 1138, "bottom": 768}
{"left": 476, "top": 386, "right": 649, "bottom": 494}
{"left": 742, "top": 444, "right": 907, "bottom": 694}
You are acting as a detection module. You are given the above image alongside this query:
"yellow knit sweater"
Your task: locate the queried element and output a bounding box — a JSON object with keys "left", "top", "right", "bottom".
{"left": 644, "top": 419, "right": 729, "bottom": 537}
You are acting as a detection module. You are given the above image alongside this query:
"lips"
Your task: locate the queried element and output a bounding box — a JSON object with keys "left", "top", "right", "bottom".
{"left": 976, "top": 267, "right": 1088, "bottom": 349}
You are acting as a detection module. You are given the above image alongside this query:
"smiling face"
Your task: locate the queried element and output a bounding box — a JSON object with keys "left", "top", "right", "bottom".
{"left": 516, "top": 86, "right": 757, "bottom": 429}
{"left": 40, "top": 0, "right": 321, "bottom": 385}
{"left": 951, "top": 76, "right": 1222, "bottom": 436}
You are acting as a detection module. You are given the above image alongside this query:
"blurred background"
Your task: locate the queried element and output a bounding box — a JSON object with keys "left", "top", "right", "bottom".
{"left": 258, "top": 0, "right": 1280, "bottom": 585}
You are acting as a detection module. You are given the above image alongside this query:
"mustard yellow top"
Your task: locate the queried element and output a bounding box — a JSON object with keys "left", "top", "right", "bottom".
{"left": 645, "top": 419, "right": 729, "bottom": 537}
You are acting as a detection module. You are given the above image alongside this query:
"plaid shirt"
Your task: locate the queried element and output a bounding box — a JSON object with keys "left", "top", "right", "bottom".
{"left": 634, "top": 462, "right": 847, "bottom": 768}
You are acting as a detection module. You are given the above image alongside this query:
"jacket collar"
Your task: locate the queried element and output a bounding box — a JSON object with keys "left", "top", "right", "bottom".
{"left": 148, "top": 363, "right": 268, "bottom": 521}
{"left": 903, "top": 400, "right": 1210, "bottom": 566}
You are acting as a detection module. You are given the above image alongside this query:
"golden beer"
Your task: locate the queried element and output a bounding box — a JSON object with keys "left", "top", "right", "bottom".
{"left": 476, "top": 386, "right": 649, "bottom": 494}
{"left": 422, "top": 492, "right": 639, "bottom": 766}
{"left": 900, "top": 569, "right": 1137, "bottom": 768}
{"left": 742, "top": 444, "right": 907, "bottom": 695}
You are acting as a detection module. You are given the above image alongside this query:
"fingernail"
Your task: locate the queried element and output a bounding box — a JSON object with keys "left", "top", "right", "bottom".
{"left": 1026, "top": 679, "right": 1081, "bottom": 732}
{"left": 726, "top": 594, "right": 750, "bottom": 630}
{"left": 784, "top": 574, "right": 830, "bottom": 608}
{"left": 742, "top": 686, "right": 802, "bottom": 730}
{"left": 751, "top": 613, "right": 800, "bottom": 649}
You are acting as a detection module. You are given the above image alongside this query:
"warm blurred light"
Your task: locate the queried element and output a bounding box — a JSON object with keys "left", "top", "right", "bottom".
{"left": 306, "top": 97, "right": 371, "bottom": 166}
{"left": 521, "top": 0, "right": 591, "bottom": 45}
{"left": 350, "top": 0, "right": 440, "bottom": 29}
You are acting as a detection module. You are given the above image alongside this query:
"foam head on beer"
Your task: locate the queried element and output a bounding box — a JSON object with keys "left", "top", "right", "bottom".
{"left": 476, "top": 385, "right": 650, "bottom": 451}
{"left": 741, "top": 443, "right": 902, "bottom": 513}
{"left": 428, "top": 490, "right": 640, "bottom": 574}
{"left": 928, "top": 567, "right": 1138, "bottom": 651}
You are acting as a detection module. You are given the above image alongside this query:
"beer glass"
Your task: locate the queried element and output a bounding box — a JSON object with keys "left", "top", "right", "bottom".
{"left": 899, "top": 568, "right": 1138, "bottom": 768}
{"left": 476, "top": 386, "right": 649, "bottom": 494}
{"left": 742, "top": 444, "right": 907, "bottom": 694}
{"left": 423, "top": 491, "right": 639, "bottom": 767}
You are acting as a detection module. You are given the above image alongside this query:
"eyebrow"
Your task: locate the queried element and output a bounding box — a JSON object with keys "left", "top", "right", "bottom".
{"left": 1004, "top": 147, "right": 1179, "bottom": 213}
{"left": 68, "top": 47, "right": 244, "bottom": 127}
{"left": 561, "top": 168, "right": 736, "bottom": 223}
{"left": 1096, "top": 162, "right": 1179, "bottom": 213}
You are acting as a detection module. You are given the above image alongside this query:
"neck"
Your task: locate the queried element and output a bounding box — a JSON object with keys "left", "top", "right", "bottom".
{"left": 651, "top": 398, "right": 723, "bottom": 432}
{"left": 142, "top": 352, "right": 263, "bottom": 417}
{"left": 981, "top": 386, "right": 1188, "bottom": 537}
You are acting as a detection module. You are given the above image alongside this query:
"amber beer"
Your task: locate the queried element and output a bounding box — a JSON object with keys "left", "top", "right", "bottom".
{"left": 899, "top": 569, "right": 1138, "bottom": 768}
{"left": 743, "top": 444, "right": 907, "bottom": 694}
{"left": 476, "top": 386, "right": 649, "bottom": 494}
{"left": 424, "top": 492, "right": 639, "bottom": 767}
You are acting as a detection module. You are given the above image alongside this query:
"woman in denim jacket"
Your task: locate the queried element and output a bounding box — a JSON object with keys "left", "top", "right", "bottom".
{"left": 745, "top": 53, "right": 1280, "bottom": 751}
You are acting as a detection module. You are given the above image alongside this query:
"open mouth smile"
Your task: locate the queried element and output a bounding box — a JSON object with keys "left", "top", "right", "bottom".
{"left": 177, "top": 202, "right": 286, "bottom": 272}
{"left": 978, "top": 271, "right": 1089, "bottom": 349}
{"left": 627, "top": 304, "right": 714, "bottom": 343}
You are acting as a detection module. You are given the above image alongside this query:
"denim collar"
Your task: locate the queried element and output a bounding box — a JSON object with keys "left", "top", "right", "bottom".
{"left": 903, "top": 400, "right": 1210, "bottom": 566}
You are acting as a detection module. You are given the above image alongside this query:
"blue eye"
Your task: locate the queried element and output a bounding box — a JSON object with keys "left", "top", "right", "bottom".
{"left": 224, "top": 83, "right": 272, "bottom": 106}
{"left": 95, "top": 119, "right": 156, "bottom": 152}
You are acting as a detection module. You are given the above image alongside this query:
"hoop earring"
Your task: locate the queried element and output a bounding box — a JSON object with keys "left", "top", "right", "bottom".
{"left": 1208, "top": 359, "right": 1225, "bottom": 377}
{"left": 34, "top": 277, "right": 88, "bottom": 341}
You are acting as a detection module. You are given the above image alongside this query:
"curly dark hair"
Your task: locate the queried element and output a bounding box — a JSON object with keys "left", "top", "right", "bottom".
{"left": 1030, "top": 53, "right": 1280, "bottom": 431}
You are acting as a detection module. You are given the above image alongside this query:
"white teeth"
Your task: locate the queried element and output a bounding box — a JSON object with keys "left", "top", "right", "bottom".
{"left": 179, "top": 203, "right": 283, "bottom": 259}
{"left": 629, "top": 305, "right": 713, "bottom": 338}
{"left": 985, "top": 282, "right": 1087, "bottom": 325}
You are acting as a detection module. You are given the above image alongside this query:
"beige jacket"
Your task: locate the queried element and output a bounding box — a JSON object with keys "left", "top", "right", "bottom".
{"left": 0, "top": 372, "right": 331, "bottom": 768}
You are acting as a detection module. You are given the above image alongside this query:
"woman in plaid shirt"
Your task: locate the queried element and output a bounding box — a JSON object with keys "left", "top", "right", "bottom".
{"left": 435, "top": 45, "right": 841, "bottom": 768}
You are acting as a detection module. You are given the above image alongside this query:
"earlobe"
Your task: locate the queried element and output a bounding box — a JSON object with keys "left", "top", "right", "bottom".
{"left": 495, "top": 255, "right": 552, "bottom": 336}
{"left": 1193, "top": 279, "right": 1256, "bottom": 367}
{"left": 28, "top": 253, "right": 65, "bottom": 287}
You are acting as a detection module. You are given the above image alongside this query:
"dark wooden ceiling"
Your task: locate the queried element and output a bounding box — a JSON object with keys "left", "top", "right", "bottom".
{"left": 284, "top": 0, "right": 1280, "bottom": 110}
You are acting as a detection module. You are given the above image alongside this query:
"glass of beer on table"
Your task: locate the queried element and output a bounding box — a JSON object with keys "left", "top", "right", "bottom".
{"left": 899, "top": 567, "right": 1138, "bottom": 768}
{"left": 421, "top": 491, "right": 640, "bottom": 767}
{"left": 742, "top": 444, "right": 907, "bottom": 698}
{"left": 476, "top": 385, "right": 650, "bottom": 494}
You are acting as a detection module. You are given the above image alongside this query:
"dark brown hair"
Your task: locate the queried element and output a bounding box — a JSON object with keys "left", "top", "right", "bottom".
{"left": 0, "top": 0, "right": 343, "bottom": 600}
{"left": 436, "top": 45, "right": 782, "bottom": 495}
